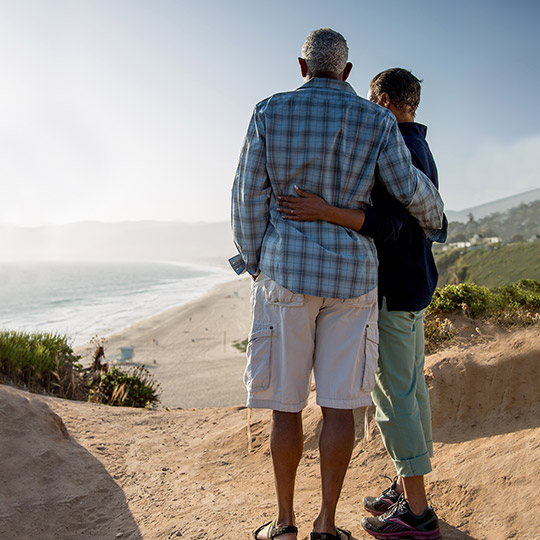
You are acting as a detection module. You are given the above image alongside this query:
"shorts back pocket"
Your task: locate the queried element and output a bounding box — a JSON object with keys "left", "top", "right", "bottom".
{"left": 244, "top": 323, "right": 275, "bottom": 391}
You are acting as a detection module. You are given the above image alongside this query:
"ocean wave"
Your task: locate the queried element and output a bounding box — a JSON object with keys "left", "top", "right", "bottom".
{"left": 0, "top": 261, "right": 233, "bottom": 345}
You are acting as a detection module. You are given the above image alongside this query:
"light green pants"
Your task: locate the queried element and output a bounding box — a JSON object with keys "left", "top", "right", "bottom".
{"left": 372, "top": 298, "right": 433, "bottom": 477}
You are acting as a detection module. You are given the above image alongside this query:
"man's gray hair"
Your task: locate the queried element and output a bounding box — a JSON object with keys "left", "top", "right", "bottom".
{"left": 301, "top": 28, "right": 349, "bottom": 75}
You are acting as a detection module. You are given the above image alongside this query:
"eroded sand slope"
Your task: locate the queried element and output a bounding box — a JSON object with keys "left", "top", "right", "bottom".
{"left": 1, "top": 325, "right": 539, "bottom": 539}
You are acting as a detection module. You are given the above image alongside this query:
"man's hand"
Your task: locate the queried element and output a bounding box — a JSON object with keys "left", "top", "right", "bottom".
{"left": 278, "top": 185, "right": 330, "bottom": 221}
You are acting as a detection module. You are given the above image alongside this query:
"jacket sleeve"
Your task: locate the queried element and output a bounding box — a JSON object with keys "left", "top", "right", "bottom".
{"left": 229, "top": 105, "right": 271, "bottom": 276}
{"left": 360, "top": 183, "right": 409, "bottom": 242}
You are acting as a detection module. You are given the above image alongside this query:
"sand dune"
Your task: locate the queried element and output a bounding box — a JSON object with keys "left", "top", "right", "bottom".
{"left": 0, "top": 386, "right": 140, "bottom": 538}
{"left": 2, "top": 280, "right": 540, "bottom": 539}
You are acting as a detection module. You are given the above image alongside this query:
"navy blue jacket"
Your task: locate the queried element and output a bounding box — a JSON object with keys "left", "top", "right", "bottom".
{"left": 361, "top": 122, "right": 445, "bottom": 311}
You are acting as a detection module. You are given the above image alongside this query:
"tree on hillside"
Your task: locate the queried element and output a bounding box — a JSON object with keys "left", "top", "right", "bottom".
{"left": 446, "top": 200, "right": 540, "bottom": 244}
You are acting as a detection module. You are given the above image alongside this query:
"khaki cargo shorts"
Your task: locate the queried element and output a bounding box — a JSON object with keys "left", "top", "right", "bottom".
{"left": 244, "top": 273, "right": 379, "bottom": 412}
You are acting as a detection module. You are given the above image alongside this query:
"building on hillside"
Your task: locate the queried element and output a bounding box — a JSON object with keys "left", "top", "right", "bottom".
{"left": 470, "top": 234, "right": 501, "bottom": 245}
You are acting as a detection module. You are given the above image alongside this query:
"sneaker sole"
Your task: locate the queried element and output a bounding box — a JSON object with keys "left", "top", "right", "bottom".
{"left": 361, "top": 525, "right": 441, "bottom": 540}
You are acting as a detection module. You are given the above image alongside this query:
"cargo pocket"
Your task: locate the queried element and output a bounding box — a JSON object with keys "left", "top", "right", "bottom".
{"left": 361, "top": 323, "right": 379, "bottom": 391}
{"left": 244, "top": 323, "right": 275, "bottom": 391}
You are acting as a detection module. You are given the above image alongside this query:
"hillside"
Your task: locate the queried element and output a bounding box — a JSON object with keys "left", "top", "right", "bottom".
{"left": 435, "top": 241, "right": 540, "bottom": 286}
{"left": 446, "top": 187, "right": 540, "bottom": 223}
{"left": 1, "top": 323, "right": 539, "bottom": 539}
{"left": 444, "top": 200, "right": 540, "bottom": 245}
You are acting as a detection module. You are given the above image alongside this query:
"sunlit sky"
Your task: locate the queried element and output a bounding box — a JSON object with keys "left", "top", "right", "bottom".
{"left": 1, "top": 0, "right": 539, "bottom": 226}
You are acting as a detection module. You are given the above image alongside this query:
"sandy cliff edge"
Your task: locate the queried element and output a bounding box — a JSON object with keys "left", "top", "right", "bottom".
{"left": 1, "top": 281, "right": 539, "bottom": 539}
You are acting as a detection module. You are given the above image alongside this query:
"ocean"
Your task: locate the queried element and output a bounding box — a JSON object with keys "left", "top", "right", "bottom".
{"left": 0, "top": 261, "right": 233, "bottom": 345}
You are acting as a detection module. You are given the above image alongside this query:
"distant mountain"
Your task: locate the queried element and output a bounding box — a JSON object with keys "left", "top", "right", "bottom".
{"left": 3, "top": 186, "right": 540, "bottom": 263}
{"left": 446, "top": 187, "right": 540, "bottom": 223}
{"left": 0, "top": 221, "right": 234, "bottom": 265}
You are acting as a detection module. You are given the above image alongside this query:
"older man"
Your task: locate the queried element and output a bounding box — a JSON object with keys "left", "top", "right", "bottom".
{"left": 230, "top": 29, "right": 444, "bottom": 540}
{"left": 278, "top": 68, "right": 445, "bottom": 540}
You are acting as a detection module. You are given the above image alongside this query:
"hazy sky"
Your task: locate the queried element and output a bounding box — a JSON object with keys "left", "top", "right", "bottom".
{"left": 1, "top": 0, "right": 539, "bottom": 226}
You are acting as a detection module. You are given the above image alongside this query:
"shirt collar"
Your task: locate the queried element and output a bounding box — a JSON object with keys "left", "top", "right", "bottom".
{"left": 398, "top": 122, "right": 428, "bottom": 138}
{"left": 297, "top": 77, "right": 357, "bottom": 96}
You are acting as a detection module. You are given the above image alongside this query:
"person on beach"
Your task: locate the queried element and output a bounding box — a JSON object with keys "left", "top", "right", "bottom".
{"left": 230, "top": 29, "right": 444, "bottom": 540}
{"left": 277, "top": 68, "right": 446, "bottom": 539}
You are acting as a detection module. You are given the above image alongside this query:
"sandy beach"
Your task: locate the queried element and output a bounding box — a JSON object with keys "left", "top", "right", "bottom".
{"left": 76, "top": 276, "right": 253, "bottom": 409}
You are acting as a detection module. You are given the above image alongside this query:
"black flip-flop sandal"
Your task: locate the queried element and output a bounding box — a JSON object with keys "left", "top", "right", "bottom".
{"left": 253, "top": 520, "right": 298, "bottom": 539}
{"left": 310, "top": 527, "right": 352, "bottom": 540}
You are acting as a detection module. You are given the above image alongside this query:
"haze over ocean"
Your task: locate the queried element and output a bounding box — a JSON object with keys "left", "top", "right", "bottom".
{"left": 0, "top": 261, "right": 232, "bottom": 346}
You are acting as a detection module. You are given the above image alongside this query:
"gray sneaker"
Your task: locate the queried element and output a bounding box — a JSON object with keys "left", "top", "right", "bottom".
{"left": 362, "top": 494, "right": 441, "bottom": 539}
{"left": 362, "top": 476, "right": 401, "bottom": 516}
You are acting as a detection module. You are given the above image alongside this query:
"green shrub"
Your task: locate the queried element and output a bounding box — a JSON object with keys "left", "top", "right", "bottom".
{"left": 0, "top": 330, "right": 161, "bottom": 408}
{"left": 423, "top": 280, "right": 540, "bottom": 352}
{"left": 424, "top": 317, "right": 457, "bottom": 354}
{"left": 0, "top": 330, "right": 86, "bottom": 399}
{"left": 428, "top": 280, "right": 540, "bottom": 319}
{"left": 492, "top": 279, "right": 540, "bottom": 310}
{"left": 89, "top": 365, "right": 160, "bottom": 408}
{"left": 428, "top": 283, "right": 495, "bottom": 318}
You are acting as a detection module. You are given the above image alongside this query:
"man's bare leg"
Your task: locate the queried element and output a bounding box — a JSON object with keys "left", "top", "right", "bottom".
{"left": 312, "top": 407, "right": 355, "bottom": 537}
{"left": 402, "top": 475, "right": 428, "bottom": 516}
{"left": 256, "top": 410, "right": 303, "bottom": 540}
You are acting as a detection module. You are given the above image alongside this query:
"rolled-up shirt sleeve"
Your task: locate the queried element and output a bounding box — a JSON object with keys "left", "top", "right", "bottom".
{"left": 376, "top": 117, "right": 444, "bottom": 232}
{"left": 229, "top": 106, "right": 271, "bottom": 276}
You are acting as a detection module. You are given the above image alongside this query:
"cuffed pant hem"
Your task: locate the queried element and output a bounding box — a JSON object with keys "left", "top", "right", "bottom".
{"left": 316, "top": 393, "right": 372, "bottom": 410}
{"left": 392, "top": 452, "right": 432, "bottom": 478}
{"left": 246, "top": 397, "right": 307, "bottom": 413}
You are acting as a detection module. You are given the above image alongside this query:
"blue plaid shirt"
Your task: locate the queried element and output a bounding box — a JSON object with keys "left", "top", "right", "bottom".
{"left": 230, "top": 78, "right": 444, "bottom": 299}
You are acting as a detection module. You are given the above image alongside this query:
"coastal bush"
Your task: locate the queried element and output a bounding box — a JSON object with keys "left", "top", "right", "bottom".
{"left": 492, "top": 279, "right": 540, "bottom": 310}
{"left": 0, "top": 330, "right": 87, "bottom": 399}
{"left": 424, "top": 317, "right": 457, "bottom": 354}
{"left": 89, "top": 365, "right": 161, "bottom": 408}
{"left": 0, "top": 330, "right": 161, "bottom": 408}
{"left": 423, "top": 279, "right": 540, "bottom": 351}
{"left": 428, "top": 280, "right": 540, "bottom": 319}
{"left": 428, "top": 283, "right": 495, "bottom": 318}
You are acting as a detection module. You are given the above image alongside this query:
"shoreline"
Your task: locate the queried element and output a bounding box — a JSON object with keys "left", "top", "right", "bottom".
{"left": 1, "top": 260, "right": 235, "bottom": 347}
{"left": 76, "top": 276, "right": 252, "bottom": 409}
{"left": 69, "top": 265, "right": 236, "bottom": 346}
